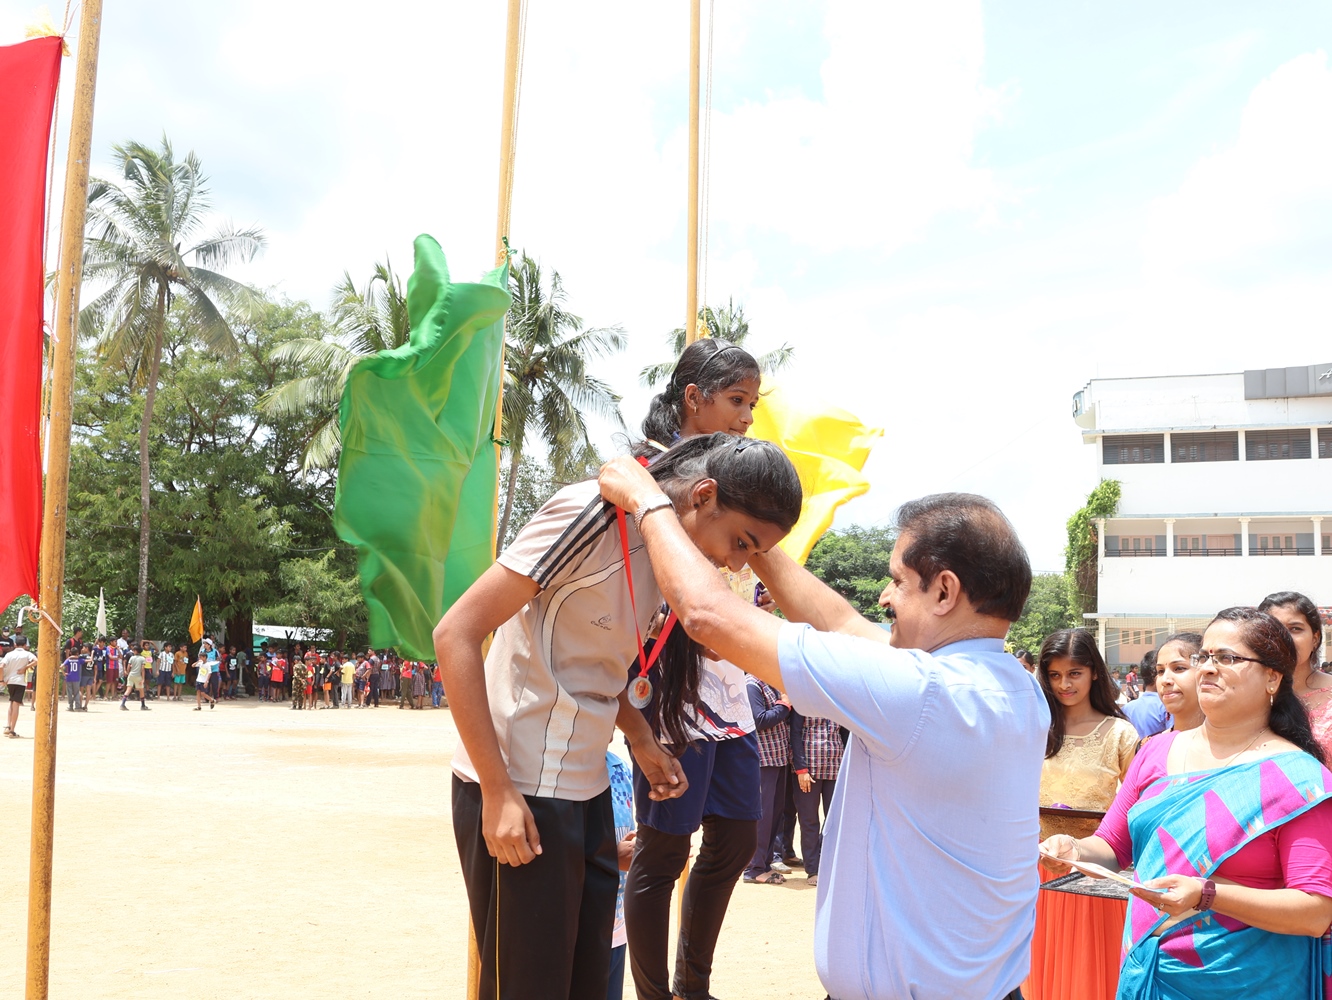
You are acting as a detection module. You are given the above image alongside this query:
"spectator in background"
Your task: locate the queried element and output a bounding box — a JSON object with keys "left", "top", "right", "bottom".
{"left": 743, "top": 677, "right": 791, "bottom": 885}
{"left": 789, "top": 711, "right": 845, "bottom": 888}
{"left": 1155, "top": 632, "right": 1204, "bottom": 734}
{"left": 607, "top": 751, "right": 636, "bottom": 1000}
{"left": 172, "top": 644, "right": 189, "bottom": 701}
{"left": 1122, "top": 648, "right": 1169, "bottom": 738}
{"left": 120, "top": 644, "right": 150, "bottom": 711}
{"left": 157, "top": 643, "right": 174, "bottom": 701}
{"left": 63, "top": 646, "right": 84, "bottom": 712}
{"left": 4, "top": 635, "right": 37, "bottom": 737}
{"left": 399, "top": 659, "right": 413, "bottom": 709}
{"left": 340, "top": 655, "right": 355, "bottom": 709}
{"left": 80, "top": 643, "right": 95, "bottom": 707}
{"left": 1014, "top": 649, "right": 1036, "bottom": 674}
{"left": 431, "top": 662, "right": 445, "bottom": 708}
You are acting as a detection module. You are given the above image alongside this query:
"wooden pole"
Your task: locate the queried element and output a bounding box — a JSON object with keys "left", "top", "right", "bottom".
{"left": 490, "top": 0, "right": 522, "bottom": 556}
{"left": 684, "top": 0, "right": 701, "bottom": 346}
{"left": 26, "top": 2, "right": 104, "bottom": 997}
{"left": 472, "top": 0, "right": 524, "bottom": 992}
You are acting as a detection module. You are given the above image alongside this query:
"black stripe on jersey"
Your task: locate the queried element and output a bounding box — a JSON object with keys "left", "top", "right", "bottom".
{"left": 530, "top": 496, "right": 616, "bottom": 589}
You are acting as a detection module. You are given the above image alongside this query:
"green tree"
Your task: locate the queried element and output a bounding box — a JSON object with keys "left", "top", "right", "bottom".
{"left": 80, "top": 137, "right": 264, "bottom": 639}
{"left": 1064, "top": 479, "right": 1122, "bottom": 618}
{"left": 638, "top": 298, "right": 795, "bottom": 387}
{"left": 497, "top": 253, "right": 626, "bottom": 547}
{"left": 66, "top": 295, "right": 354, "bottom": 651}
{"left": 255, "top": 550, "right": 367, "bottom": 649}
{"left": 259, "top": 259, "right": 411, "bottom": 471}
{"left": 1006, "top": 573, "right": 1078, "bottom": 655}
{"left": 805, "top": 525, "right": 895, "bottom": 619}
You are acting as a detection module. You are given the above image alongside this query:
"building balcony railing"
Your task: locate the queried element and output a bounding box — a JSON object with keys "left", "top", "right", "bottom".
{"left": 1106, "top": 547, "right": 1321, "bottom": 558}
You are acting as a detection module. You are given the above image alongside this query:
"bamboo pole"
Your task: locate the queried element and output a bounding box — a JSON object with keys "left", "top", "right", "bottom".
{"left": 490, "top": 0, "right": 522, "bottom": 556}
{"left": 472, "top": 0, "right": 524, "bottom": 993}
{"left": 684, "top": 0, "right": 702, "bottom": 346}
{"left": 26, "top": 2, "right": 104, "bottom": 997}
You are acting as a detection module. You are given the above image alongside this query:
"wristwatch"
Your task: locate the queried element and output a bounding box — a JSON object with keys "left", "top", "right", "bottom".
{"left": 634, "top": 494, "right": 674, "bottom": 532}
{"left": 1197, "top": 878, "right": 1216, "bottom": 911}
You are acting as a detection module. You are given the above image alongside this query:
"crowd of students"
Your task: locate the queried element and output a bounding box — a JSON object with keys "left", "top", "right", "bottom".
{"left": 0, "top": 624, "right": 445, "bottom": 735}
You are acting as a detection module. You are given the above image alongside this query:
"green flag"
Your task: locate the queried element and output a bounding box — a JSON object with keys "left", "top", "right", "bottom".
{"left": 334, "top": 235, "right": 510, "bottom": 659}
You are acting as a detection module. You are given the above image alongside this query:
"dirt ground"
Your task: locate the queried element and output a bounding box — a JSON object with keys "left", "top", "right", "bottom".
{"left": 0, "top": 695, "right": 824, "bottom": 999}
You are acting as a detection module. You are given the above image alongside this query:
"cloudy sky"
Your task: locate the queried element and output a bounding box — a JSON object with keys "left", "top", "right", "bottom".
{"left": 5, "top": 0, "right": 1332, "bottom": 569}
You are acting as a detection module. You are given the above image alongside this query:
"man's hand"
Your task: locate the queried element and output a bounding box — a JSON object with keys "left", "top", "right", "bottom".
{"left": 629, "top": 739, "right": 689, "bottom": 801}
{"left": 797, "top": 772, "right": 813, "bottom": 794}
{"left": 481, "top": 782, "right": 542, "bottom": 866}
{"left": 617, "top": 831, "right": 637, "bottom": 872}
{"left": 598, "top": 456, "right": 664, "bottom": 513}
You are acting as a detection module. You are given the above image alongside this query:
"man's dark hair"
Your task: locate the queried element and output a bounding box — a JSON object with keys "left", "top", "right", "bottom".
{"left": 1138, "top": 648, "right": 1158, "bottom": 687}
{"left": 893, "top": 493, "right": 1032, "bottom": 621}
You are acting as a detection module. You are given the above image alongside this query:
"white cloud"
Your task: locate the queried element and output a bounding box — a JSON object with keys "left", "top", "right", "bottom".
{"left": 1143, "top": 51, "right": 1332, "bottom": 276}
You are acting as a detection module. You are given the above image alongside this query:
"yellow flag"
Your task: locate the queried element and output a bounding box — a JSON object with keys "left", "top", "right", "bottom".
{"left": 189, "top": 597, "right": 204, "bottom": 644}
{"left": 750, "top": 380, "right": 882, "bottom": 564}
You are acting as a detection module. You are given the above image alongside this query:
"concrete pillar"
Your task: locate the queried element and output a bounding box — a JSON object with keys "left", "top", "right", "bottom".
{"left": 1163, "top": 432, "right": 1172, "bottom": 464}
{"left": 1095, "top": 517, "right": 1106, "bottom": 572}
{"left": 1164, "top": 518, "right": 1175, "bottom": 558}
{"left": 1097, "top": 618, "right": 1106, "bottom": 654}
{"left": 1314, "top": 516, "right": 1324, "bottom": 557}
{"left": 1240, "top": 517, "right": 1251, "bottom": 557}
{"left": 1238, "top": 430, "right": 1247, "bottom": 463}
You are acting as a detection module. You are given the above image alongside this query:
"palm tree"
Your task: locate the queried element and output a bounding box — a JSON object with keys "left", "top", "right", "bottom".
{"left": 638, "top": 297, "right": 794, "bottom": 387}
{"left": 497, "top": 253, "right": 626, "bottom": 546}
{"left": 259, "top": 260, "right": 410, "bottom": 471}
{"left": 80, "top": 137, "right": 264, "bottom": 639}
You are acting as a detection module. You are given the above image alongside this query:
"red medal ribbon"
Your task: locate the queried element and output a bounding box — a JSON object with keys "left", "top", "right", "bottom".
{"left": 616, "top": 505, "right": 678, "bottom": 681}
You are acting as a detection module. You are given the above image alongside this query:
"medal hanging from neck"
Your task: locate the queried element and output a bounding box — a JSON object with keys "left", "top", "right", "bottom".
{"left": 617, "top": 506, "right": 679, "bottom": 710}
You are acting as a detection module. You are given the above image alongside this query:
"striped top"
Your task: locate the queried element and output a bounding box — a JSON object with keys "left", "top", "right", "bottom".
{"left": 747, "top": 677, "right": 791, "bottom": 768}
{"left": 451, "top": 480, "right": 661, "bottom": 801}
{"left": 790, "top": 711, "right": 845, "bottom": 781}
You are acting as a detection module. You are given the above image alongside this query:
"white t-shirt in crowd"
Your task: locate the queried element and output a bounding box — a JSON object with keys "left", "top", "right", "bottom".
{"left": 2, "top": 648, "right": 37, "bottom": 686}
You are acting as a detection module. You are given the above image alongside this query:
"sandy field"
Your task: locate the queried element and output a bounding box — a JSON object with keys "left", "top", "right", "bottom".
{"left": 0, "top": 695, "right": 824, "bottom": 999}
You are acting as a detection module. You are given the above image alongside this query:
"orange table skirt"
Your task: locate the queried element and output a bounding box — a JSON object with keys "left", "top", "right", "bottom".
{"left": 1023, "top": 864, "right": 1125, "bottom": 1000}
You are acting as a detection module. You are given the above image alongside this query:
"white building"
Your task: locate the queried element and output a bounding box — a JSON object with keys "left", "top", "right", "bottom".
{"left": 1072, "top": 363, "right": 1332, "bottom": 667}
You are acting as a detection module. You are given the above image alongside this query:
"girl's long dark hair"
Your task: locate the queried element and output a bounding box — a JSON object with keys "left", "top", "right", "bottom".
{"left": 640, "top": 432, "right": 802, "bottom": 750}
{"left": 637, "top": 340, "right": 760, "bottom": 455}
{"left": 1037, "top": 628, "right": 1128, "bottom": 759}
{"left": 1209, "top": 606, "right": 1325, "bottom": 765}
{"left": 1257, "top": 591, "right": 1324, "bottom": 673}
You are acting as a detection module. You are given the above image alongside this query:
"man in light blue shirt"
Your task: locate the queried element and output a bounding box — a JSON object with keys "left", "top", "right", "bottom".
{"left": 1122, "top": 651, "right": 1170, "bottom": 738}
{"left": 598, "top": 459, "right": 1048, "bottom": 1000}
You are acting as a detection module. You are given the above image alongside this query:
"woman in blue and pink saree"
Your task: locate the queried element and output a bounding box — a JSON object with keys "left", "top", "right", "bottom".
{"left": 1041, "top": 608, "right": 1332, "bottom": 1000}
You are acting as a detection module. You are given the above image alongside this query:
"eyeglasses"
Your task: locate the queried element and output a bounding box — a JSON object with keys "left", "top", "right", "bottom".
{"left": 1190, "top": 651, "right": 1265, "bottom": 668}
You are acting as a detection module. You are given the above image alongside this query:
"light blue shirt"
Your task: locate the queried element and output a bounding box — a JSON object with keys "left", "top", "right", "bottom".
{"left": 1122, "top": 691, "right": 1170, "bottom": 738}
{"left": 779, "top": 625, "right": 1050, "bottom": 1000}
{"left": 606, "top": 753, "right": 634, "bottom": 949}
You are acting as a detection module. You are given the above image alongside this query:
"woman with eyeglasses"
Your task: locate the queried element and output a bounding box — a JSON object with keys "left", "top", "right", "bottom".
{"left": 1040, "top": 607, "right": 1332, "bottom": 1000}
{"left": 1259, "top": 592, "right": 1332, "bottom": 757}
{"left": 1154, "top": 632, "right": 1204, "bottom": 734}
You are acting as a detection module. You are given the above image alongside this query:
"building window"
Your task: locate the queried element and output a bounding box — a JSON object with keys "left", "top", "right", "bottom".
{"left": 1103, "top": 434, "right": 1164, "bottom": 465}
{"left": 1320, "top": 428, "right": 1332, "bottom": 459}
{"left": 1120, "top": 536, "right": 1156, "bottom": 555}
{"left": 1172, "top": 431, "right": 1238, "bottom": 463}
{"left": 1246, "top": 428, "right": 1312, "bottom": 461}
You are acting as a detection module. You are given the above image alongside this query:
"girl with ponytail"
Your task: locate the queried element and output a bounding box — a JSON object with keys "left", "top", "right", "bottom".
{"left": 637, "top": 339, "right": 761, "bottom": 455}
{"left": 625, "top": 341, "right": 778, "bottom": 1000}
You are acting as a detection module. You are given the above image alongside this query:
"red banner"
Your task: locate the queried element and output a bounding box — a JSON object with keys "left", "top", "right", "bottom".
{"left": 0, "top": 37, "right": 62, "bottom": 611}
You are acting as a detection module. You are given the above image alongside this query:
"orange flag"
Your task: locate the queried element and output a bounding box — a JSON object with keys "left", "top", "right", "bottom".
{"left": 189, "top": 597, "right": 204, "bottom": 644}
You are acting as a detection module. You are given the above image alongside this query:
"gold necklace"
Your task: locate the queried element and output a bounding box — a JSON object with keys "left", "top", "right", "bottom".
{"left": 1192, "top": 725, "right": 1267, "bottom": 770}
